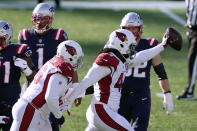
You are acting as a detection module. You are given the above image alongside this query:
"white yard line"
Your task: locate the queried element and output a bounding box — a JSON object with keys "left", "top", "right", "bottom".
{"left": 160, "top": 8, "right": 186, "bottom": 26}
{"left": 61, "top": 1, "right": 185, "bottom": 10}
{"left": 0, "top": 1, "right": 186, "bottom": 10}
{"left": 0, "top": 1, "right": 186, "bottom": 26}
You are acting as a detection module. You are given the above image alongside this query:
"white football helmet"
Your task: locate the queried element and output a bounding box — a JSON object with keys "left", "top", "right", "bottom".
{"left": 57, "top": 40, "right": 84, "bottom": 71}
{"left": 32, "top": 3, "right": 54, "bottom": 34}
{"left": 0, "top": 20, "right": 13, "bottom": 51}
{"left": 120, "top": 12, "right": 143, "bottom": 27}
{"left": 120, "top": 12, "right": 143, "bottom": 43}
{"left": 107, "top": 29, "right": 137, "bottom": 58}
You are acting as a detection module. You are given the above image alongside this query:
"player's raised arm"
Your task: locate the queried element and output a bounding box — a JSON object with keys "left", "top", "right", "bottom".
{"left": 129, "top": 27, "right": 182, "bottom": 67}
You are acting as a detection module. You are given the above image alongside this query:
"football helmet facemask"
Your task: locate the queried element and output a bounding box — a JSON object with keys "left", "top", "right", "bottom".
{"left": 120, "top": 12, "right": 143, "bottom": 40}
{"left": 32, "top": 3, "right": 54, "bottom": 34}
{"left": 0, "top": 20, "right": 13, "bottom": 51}
{"left": 57, "top": 40, "right": 84, "bottom": 71}
{"left": 107, "top": 29, "right": 137, "bottom": 59}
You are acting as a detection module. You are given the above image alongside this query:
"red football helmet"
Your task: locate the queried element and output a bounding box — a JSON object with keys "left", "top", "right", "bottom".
{"left": 0, "top": 20, "right": 13, "bottom": 51}
{"left": 32, "top": 3, "right": 54, "bottom": 34}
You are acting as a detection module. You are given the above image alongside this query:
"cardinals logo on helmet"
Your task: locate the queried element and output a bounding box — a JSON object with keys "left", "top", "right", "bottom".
{"left": 65, "top": 45, "right": 77, "bottom": 56}
{"left": 116, "top": 32, "right": 128, "bottom": 42}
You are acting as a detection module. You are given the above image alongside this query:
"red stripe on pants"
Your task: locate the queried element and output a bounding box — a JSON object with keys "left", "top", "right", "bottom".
{"left": 19, "top": 104, "right": 35, "bottom": 131}
{"left": 95, "top": 104, "right": 128, "bottom": 131}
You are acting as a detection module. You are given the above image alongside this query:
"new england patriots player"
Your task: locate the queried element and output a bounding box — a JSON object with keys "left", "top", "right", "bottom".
{"left": 10, "top": 40, "right": 84, "bottom": 131}
{"left": 18, "top": 3, "right": 80, "bottom": 131}
{"left": 0, "top": 20, "right": 36, "bottom": 131}
{"left": 118, "top": 12, "right": 174, "bottom": 131}
{"left": 61, "top": 28, "right": 171, "bottom": 131}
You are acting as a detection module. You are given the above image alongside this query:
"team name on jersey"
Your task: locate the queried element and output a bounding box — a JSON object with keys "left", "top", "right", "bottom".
{"left": 36, "top": 43, "right": 45, "bottom": 47}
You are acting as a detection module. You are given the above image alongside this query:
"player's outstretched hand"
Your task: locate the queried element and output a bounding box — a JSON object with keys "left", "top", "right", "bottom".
{"left": 162, "top": 27, "right": 182, "bottom": 51}
{"left": 0, "top": 116, "right": 10, "bottom": 124}
{"left": 57, "top": 115, "right": 65, "bottom": 128}
{"left": 14, "top": 58, "right": 32, "bottom": 76}
{"left": 163, "top": 92, "right": 174, "bottom": 115}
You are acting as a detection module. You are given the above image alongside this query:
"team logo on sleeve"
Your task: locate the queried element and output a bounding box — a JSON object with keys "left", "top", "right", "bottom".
{"left": 116, "top": 32, "right": 128, "bottom": 42}
{"left": 65, "top": 45, "right": 77, "bottom": 56}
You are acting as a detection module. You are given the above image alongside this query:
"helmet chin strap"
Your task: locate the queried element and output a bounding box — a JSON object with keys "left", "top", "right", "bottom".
{"left": 35, "top": 25, "right": 51, "bottom": 34}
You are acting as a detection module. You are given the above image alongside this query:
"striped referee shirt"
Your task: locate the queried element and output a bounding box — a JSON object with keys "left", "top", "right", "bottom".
{"left": 186, "top": 0, "right": 197, "bottom": 26}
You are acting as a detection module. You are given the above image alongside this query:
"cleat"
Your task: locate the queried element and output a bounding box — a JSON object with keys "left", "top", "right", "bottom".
{"left": 176, "top": 92, "right": 195, "bottom": 100}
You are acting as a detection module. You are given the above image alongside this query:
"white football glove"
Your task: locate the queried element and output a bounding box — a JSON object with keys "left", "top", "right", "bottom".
{"left": 59, "top": 92, "right": 72, "bottom": 113}
{"left": 0, "top": 116, "right": 10, "bottom": 124}
{"left": 14, "top": 58, "right": 32, "bottom": 76}
{"left": 161, "top": 33, "right": 169, "bottom": 48}
{"left": 163, "top": 92, "right": 174, "bottom": 115}
{"left": 59, "top": 100, "right": 71, "bottom": 116}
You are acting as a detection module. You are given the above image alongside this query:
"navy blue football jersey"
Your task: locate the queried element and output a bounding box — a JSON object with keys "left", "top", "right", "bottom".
{"left": 0, "top": 44, "right": 32, "bottom": 100}
{"left": 18, "top": 28, "right": 68, "bottom": 70}
{"left": 122, "top": 38, "right": 159, "bottom": 93}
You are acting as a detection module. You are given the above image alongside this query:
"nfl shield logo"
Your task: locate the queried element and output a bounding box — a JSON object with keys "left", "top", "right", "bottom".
{"left": 39, "top": 39, "right": 42, "bottom": 43}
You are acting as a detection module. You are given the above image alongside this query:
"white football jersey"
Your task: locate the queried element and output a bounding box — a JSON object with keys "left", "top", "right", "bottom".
{"left": 93, "top": 52, "right": 126, "bottom": 112}
{"left": 22, "top": 56, "right": 74, "bottom": 119}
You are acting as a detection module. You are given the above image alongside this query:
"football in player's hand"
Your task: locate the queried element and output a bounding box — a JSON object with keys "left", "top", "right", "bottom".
{"left": 165, "top": 27, "right": 182, "bottom": 51}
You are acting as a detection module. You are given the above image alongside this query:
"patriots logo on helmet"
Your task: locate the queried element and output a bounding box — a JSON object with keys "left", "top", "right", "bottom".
{"left": 49, "top": 7, "right": 54, "bottom": 13}
{"left": 116, "top": 32, "right": 128, "bottom": 42}
{"left": 65, "top": 45, "right": 77, "bottom": 56}
{"left": 3, "top": 24, "right": 9, "bottom": 30}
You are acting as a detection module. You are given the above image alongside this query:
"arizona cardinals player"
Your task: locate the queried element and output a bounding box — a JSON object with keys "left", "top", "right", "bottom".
{"left": 118, "top": 12, "right": 173, "bottom": 131}
{"left": 62, "top": 28, "right": 170, "bottom": 131}
{"left": 10, "top": 40, "right": 84, "bottom": 131}
{"left": 18, "top": 3, "right": 80, "bottom": 131}
{"left": 0, "top": 20, "right": 36, "bottom": 131}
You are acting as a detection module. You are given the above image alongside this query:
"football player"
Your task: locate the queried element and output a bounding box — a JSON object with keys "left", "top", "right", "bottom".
{"left": 10, "top": 40, "right": 84, "bottom": 131}
{"left": 18, "top": 3, "right": 80, "bottom": 131}
{"left": 0, "top": 20, "right": 36, "bottom": 131}
{"left": 61, "top": 28, "right": 170, "bottom": 131}
{"left": 118, "top": 12, "right": 173, "bottom": 131}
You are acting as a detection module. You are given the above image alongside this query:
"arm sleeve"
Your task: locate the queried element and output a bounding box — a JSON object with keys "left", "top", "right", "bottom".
{"left": 67, "top": 64, "right": 111, "bottom": 102}
{"left": 18, "top": 30, "right": 24, "bottom": 44}
{"left": 130, "top": 44, "right": 164, "bottom": 67}
{"left": 61, "top": 31, "right": 68, "bottom": 41}
{"left": 45, "top": 73, "right": 68, "bottom": 119}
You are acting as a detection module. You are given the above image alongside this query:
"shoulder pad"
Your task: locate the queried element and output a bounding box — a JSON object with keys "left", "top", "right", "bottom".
{"left": 19, "top": 29, "right": 28, "bottom": 41}
{"left": 95, "top": 53, "right": 119, "bottom": 69}
{"left": 49, "top": 56, "right": 74, "bottom": 77}
{"left": 16, "top": 44, "right": 32, "bottom": 57}
{"left": 53, "top": 28, "right": 67, "bottom": 40}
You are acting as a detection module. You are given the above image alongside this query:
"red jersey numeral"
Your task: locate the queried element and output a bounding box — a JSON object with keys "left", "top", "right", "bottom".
{"left": 114, "top": 73, "right": 124, "bottom": 92}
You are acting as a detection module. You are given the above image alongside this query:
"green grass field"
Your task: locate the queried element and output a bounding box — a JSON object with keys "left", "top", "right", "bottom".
{"left": 1, "top": 7, "right": 197, "bottom": 131}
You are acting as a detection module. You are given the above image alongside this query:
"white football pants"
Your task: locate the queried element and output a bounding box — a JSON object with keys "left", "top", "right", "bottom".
{"left": 85, "top": 103, "right": 134, "bottom": 131}
{"left": 10, "top": 99, "right": 52, "bottom": 131}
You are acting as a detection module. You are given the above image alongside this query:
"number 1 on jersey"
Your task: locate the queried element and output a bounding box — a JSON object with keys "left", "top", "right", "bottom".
{"left": 0, "top": 61, "right": 11, "bottom": 83}
{"left": 36, "top": 48, "right": 44, "bottom": 69}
